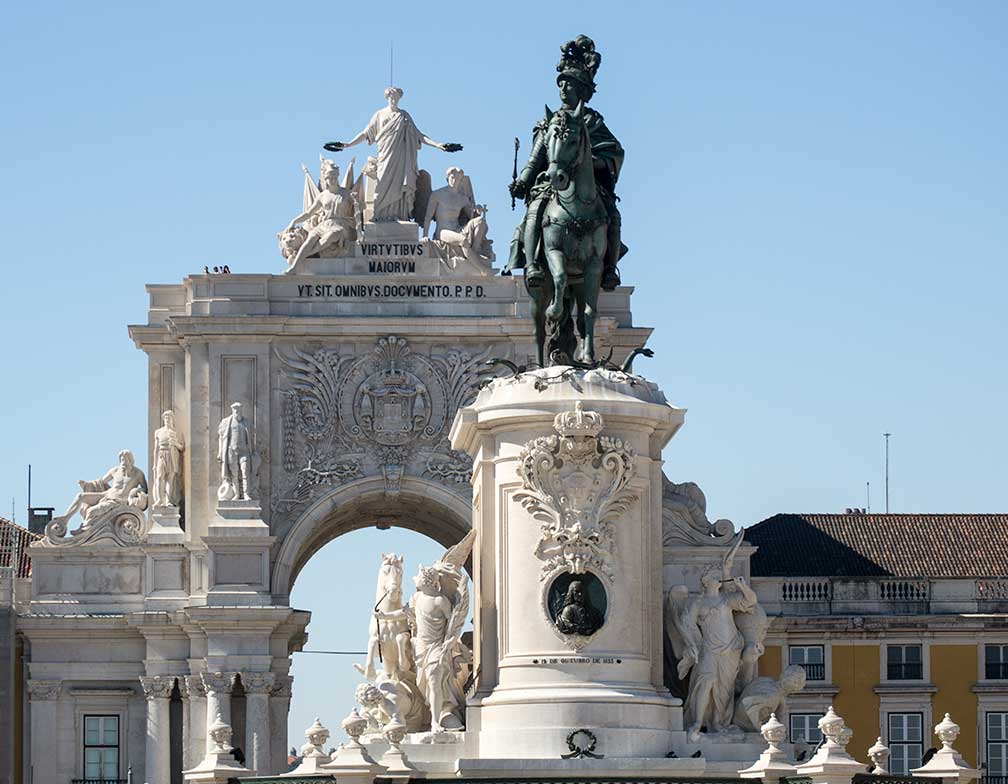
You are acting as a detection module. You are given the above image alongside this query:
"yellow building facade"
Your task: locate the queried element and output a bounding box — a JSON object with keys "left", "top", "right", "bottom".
{"left": 748, "top": 512, "right": 1008, "bottom": 777}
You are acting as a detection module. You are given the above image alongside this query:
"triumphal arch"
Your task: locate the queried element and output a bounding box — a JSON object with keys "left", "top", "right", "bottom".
{"left": 20, "top": 34, "right": 954, "bottom": 784}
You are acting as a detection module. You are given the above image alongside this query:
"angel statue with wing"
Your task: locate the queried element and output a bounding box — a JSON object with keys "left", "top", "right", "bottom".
{"left": 279, "top": 156, "right": 359, "bottom": 272}
{"left": 379, "top": 528, "right": 476, "bottom": 733}
{"left": 665, "top": 533, "right": 764, "bottom": 742}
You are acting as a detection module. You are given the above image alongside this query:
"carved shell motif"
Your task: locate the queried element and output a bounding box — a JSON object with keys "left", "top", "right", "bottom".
{"left": 514, "top": 402, "right": 636, "bottom": 581}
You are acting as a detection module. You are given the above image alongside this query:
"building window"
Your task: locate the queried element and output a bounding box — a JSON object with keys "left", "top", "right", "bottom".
{"left": 988, "top": 712, "right": 1008, "bottom": 777}
{"left": 83, "top": 715, "right": 119, "bottom": 781}
{"left": 790, "top": 713, "right": 824, "bottom": 744}
{"left": 986, "top": 645, "right": 1008, "bottom": 680}
{"left": 789, "top": 645, "right": 826, "bottom": 681}
{"left": 887, "top": 644, "right": 923, "bottom": 680}
{"left": 888, "top": 712, "right": 923, "bottom": 774}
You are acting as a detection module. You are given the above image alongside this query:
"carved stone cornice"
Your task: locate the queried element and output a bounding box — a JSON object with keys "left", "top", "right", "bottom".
{"left": 201, "top": 671, "right": 235, "bottom": 696}
{"left": 139, "top": 675, "right": 176, "bottom": 700}
{"left": 240, "top": 671, "right": 276, "bottom": 694}
{"left": 27, "top": 679, "right": 61, "bottom": 701}
{"left": 270, "top": 674, "right": 293, "bottom": 699}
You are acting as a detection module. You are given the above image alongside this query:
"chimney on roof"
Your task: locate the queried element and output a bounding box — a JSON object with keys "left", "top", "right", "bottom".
{"left": 844, "top": 508, "right": 867, "bottom": 515}
{"left": 27, "top": 507, "right": 53, "bottom": 536}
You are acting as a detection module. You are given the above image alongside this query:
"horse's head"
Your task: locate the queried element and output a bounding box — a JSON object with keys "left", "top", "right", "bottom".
{"left": 545, "top": 101, "right": 589, "bottom": 193}
{"left": 377, "top": 552, "right": 404, "bottom": 600}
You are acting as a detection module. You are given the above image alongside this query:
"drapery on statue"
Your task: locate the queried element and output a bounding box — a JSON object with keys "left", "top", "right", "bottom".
{"left": 324, "top": 87, "right": 461, "bottom": 223}
{"left": 54, "top": 450, "right": 149, "bottom": 527}
{"left": 505, "top": 35, "right": 627, "bottom": 367}
{"left": 665, "top": 533, "right": 767, "bottom": 742}
{"left": 280, "top": 157, "right": 359, "bottom": 271}
{"left": 505, "top": 35, "right": 626, "bottom": 292}
{"left": 152, "top": 409, "right": 184, "bottom": 508}
{"left": 376, "top": 529, "right": 475, "bottom": 733}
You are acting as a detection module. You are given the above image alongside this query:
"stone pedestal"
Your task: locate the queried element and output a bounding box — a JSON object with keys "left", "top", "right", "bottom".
{"left": 450, "top": 367, "right": 685, "bottom": 759}
{"left": 204, "top": 502, "right": 274, "bottom": 606}
{"left": 148, "top": 505, "right": 185, "bottom": 544}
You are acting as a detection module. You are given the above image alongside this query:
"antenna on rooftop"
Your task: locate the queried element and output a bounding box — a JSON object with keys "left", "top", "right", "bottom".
{"left": 27, "top": 464, "right": 31, "bottom": 515}
{"left": 883, "top": 433, "right": 892, "bottom": 513}
{"left": 866, "top": 481, "right": 870, "bottom": 514}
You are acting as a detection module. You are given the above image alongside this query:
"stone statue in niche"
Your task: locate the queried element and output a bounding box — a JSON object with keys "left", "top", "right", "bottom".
{"left": 323, "top": 87, "right": 461, "bottom": 223}
{"left": 280, "top": 157, "right": 359, "bottom": 271}
{"left": 152, "top": 409, "right": 185, "bottom": 508}
{"left": 733, "top": 664, "right": 807, "bottom": 732}
{"left": 422, "top": 167, "right": 494, "bottom": 269}
{"left": 665, "top": 534, "right": 765, "bottom": 742}
{"left": 548, "top": 572, "right": 606, "bottom": 637}
{"left": 43, "top": 450, "right": 149, "bottom": 546}
{"left": 217, "top": 402, "right": 255, "bottom": 501}
{"left": 376, "top": 530, "right": 475, "bottom": 733}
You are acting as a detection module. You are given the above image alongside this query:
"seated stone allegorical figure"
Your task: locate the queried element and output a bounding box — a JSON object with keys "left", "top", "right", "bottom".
{"left": 56, "top": 449, "right": 149, "bottom": 527}
{"left": 279, "top": 157, "right": 358, "bottom": 271}
{"left": 732, "top": 664, "right": 807, "bottom": 732}
{"left": 422, "top": 167, "right": 494, "bottom": 268}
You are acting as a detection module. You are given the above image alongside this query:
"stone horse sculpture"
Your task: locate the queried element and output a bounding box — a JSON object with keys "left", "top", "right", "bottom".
{"left": 357, "top": 553, "right": 412, "bottom": 682}
{"left": 528, "top": 101, "right": 609, "bottom": 367}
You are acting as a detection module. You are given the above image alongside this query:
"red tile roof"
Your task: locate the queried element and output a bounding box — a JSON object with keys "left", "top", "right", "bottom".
{"left": 745, "top": 513, "right": 1008, "bottom": 578}
{"left": 0, "top": 517, "right": 41, "bottom": 578}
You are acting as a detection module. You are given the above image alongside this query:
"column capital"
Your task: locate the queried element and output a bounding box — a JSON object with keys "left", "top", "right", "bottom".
{"left": 183, "top": 673, "right": 207, "bottom": 698}
{"left": 201, "top": 670, "right": 235, "bottom": 696}
{"left": 270, "top": 674, "right": 293, "bottom": 698}
{"left": 27, "top": 679, "right": 61, "bottom": 701}
{"left": 240, "top": 671, "right": 276, "bottom": 694}
{"left": 139, "top": 675, "right": 176, "bottom": 700}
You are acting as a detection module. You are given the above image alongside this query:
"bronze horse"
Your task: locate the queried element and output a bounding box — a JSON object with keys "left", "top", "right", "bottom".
{"left": 525, "top": 102, "right": 608, "bottom": 367}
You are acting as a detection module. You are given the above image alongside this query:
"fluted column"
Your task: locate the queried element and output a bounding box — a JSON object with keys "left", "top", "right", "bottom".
{"left": 241, "top": 672, "right": 275, "bottom": 775}
{"left": 269, "top": 675, "right": 293, "bottom": 775}
{"left": 27, "top": 680, "right": 62, "bottom": 784}
{"left": 140, "top": 676, "right": 175, "bottom": 784}
{"left": 201, "top": 671, "right": 234, "bottom": 755}
{"left": 182, "top": 674, "right": 208, "bottom": 768}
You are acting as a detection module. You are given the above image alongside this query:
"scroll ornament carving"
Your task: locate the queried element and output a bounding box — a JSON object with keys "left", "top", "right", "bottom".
{"left": 183, "top": 674, "right": 207, "bottom": 698}
{"left": 27, "top": 679, "right": 61, "bottom": 701}
{"left": 661, "top": 476, "right": 736, "bottom": 548}
{"left": 240, "top": 672, "right": 276, "bottom": 694}
{"left": 514, "top": 402, "right": 636, "bottom": 581}
{"left": 140, "top": 675, "right": 176, "bottom": 700}
{"left": 274, "top": 336, "right": 492, "bottom": 511}
{"left": 201, "top": 671, "right": 235, "bottom": 696}
{"left": 270, "top": 675, "right": 294, "bottom": 699}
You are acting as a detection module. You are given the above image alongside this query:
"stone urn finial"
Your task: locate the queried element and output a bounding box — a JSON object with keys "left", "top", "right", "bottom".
{"left": 301, "top": 718, "right": 330, "bottom": 758}
{"left": 342, "top": 708, "right": 368, "bottom": 748}
{"left": 868, "top": 737, "right": 890, "bottom": 774}
{"left": 818, "top": 705, "right": 848, "bottom": 748}
{"left": 760, "top": 713, "right": 787, "bottom": 754}
{"left": 208, "top": 717, "right": 233, "bottom": 753}
{"left": 384, "top": 717, "right": 407, "bottom": 749}
{"left": 935, "top": 713, "right": 960, "bottom": 749}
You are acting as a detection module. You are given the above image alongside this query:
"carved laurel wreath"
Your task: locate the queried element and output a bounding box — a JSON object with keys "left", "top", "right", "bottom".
{"left": 514, "top": 403, "right": 636, "bottom": 583}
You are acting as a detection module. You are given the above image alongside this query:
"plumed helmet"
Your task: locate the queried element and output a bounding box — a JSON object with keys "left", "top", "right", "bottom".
{"left": 556, "top": 35, "right": 601, "bottom": 96}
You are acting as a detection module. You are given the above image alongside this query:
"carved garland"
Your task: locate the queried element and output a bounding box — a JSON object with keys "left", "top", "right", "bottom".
{"left": 514, "top": 402, "right": 636, "bottom": 583}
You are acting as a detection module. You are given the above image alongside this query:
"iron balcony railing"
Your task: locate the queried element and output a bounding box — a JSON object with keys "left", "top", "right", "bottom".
{"left": 800, "top": 662, "right": 826, "bottom": 681}
{"left": 887, "top": 661, "right": 924, "bottom": 680}
{"left": 71, "top": 780, "right": 129, "bottom": 784}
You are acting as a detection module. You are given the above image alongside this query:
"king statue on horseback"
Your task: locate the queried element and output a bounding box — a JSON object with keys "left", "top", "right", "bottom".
{"left": 505, "top": 35, "right": 628, "bottom": 366}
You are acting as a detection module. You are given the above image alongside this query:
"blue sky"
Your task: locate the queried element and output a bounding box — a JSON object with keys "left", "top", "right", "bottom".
{"left": 2, "top": 0, "right": 1006, "bottom": 743}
